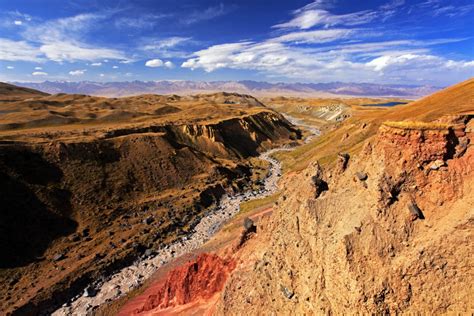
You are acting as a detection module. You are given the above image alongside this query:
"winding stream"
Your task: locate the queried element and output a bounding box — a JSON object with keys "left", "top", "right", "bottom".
{"left": 52, "top": 115, "right": 319, "bottom": 316}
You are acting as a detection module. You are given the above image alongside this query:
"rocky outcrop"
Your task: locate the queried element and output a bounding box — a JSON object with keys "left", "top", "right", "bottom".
{"left": 102, "top": 111, "right": 300, "bottom": 159}
{"left": 217, "top": 116, "right": 474, "bottom": 314}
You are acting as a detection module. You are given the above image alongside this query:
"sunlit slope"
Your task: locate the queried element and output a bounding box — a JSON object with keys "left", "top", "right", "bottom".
{"left": 274, "top": 78, "right": 474, "bottom": 173}
{"left": 384, "top": 77, "right": 474, "bottom": 122}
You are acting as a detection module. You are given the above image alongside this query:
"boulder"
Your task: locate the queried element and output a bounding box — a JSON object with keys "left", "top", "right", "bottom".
{"left": 234, "top": 218, "right": 257, "bottom": 250}
{"left": 280, "top": 285, "right": 294, "bottom": 299}
{"left": 144, "top": 249, "right": 154, "bottom": 257}
{"left": 355, "top": 172, "right": 368, "bottom": 181}
{"left": 143, "top": 216, "right": 154, "bottom": 225}
{"left": 52, "top": 253, "right": 65, "bottom": 261}
{"left": 337, "top": 153, "right": 350, "bottom": 172}
{"left": 243, "top": 217, "right": 256, "bottom": 231}
{"left": 429, "top": 159, "right": 445, "bottom": 170}
{"left": 408, "top": 202, "right": 425, "bottom": 220}
{"left": 69, "top": 233, "right": 81, "bottom": 242}
{"left": 81, "top": 228, "right": 90, "bottom": 237}
{"left": 83, "top": 286, "right": 96, "bottom": 298}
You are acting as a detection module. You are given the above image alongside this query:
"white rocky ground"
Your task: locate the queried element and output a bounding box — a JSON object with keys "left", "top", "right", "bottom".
{"left": 52, "top": 116, "right": 319, "bottom": 316}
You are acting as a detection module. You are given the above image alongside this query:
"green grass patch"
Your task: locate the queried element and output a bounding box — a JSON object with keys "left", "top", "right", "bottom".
{"left": 239, "top": 192, "right": 280, "bottom": 215}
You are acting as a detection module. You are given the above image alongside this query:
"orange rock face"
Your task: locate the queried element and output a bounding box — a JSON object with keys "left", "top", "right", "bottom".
{"left": 134, "top": 253, "right": 236, "bottom": 314}
{"left": 378, "top": 125, "right": 450, "bottom": 169}
{"left": 376, "top": 119, "right": 473, "bottom": 208}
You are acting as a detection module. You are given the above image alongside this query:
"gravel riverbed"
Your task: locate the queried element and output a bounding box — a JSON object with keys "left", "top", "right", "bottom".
{"left": 52, "top": 116, "right": 319, "bottom": 316}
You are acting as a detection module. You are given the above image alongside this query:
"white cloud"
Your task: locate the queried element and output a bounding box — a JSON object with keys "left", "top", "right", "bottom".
{"left": 183, "top": 42, "right": 257, "bottom": 72}
{"left": 14, "top": 20, "right": 22, "bottom": 25}
{"left": 114, "top": 14, "right": 169, "bottom": 29}
{"left": 1, "top": 28, "right": 124, "bottom": 63}
{"left": 40, "top": 42, "right": 124, "bottom": 62}
{"left": 112, "top": 65, "right": 119, "bottom": 69}
{"left": 182, "top": 39, "right": 474, "bottom": 85}
{"left": 271, "top": 29, "right": 353, "bottom": 44}
{"left": 23, "top": 13, "right": 102, "bottom": 43}
{"left": 8, "top": 11, "right": 32, "bottom": 23}
{"left": 6, "top": 66, "right": 14, "bottom": 69}
{"left": 432, "top": 4, "right": 474, "bottom": 17}
{"left": 69, "top": 69, "right": 86, "bottom": 76}
{"left": 182, "top": 41, "right": 320, "bottom": 73}
{"left": 32, "top": 71, "right": 48, "bottom": 76}
{"left": 99, "top": 73, "right": 105, "bottom": 77}
{"left": 0, "top": 38, "right": 43, "bottom": 62}
{"left": 179, "top": 0, "right": 473, "bottom": 86}
{"left": 367, "top": 53, "right": 474, "bottom": 72}
{"left": 20, "top": 13, "right": 127, "bottom": 62}
{"left": 34, "top": 66, "right": 43, "bottom": 70}
{"left": 143, "top": 37, "right": 191, "bottom": 51}
{"left": 271, "top": 0, "right": 405, "bottom": 30}
{"left": 91, "top": 62, "right": 102, "bottom": 66}
{"left": 145, "top": 59, "right": 174, "bottom": 68}
{"left": 164, "top": 61, "right": 174, "bottom": 68}
{"left": 145, "top": 59, "right": 164, "bottom": 67}
{"left": 181, "top": 3, "right": 233, "bottom": 25}
{"left": 308, "top": 38, "right": 468, "bottom": 57}
{"left": 140, "top": 36, "right": 194, "bottom": 59}
{"left": 274, "top": 8, "right": 377, "bottom": 29}
{"left": 381, "top": 0, "right": 405, "bottom": 10}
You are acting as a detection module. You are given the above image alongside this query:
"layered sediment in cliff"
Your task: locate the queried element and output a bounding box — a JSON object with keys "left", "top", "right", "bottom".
{"left": 217, "top": 115, "right": 474, "bottom": 314}
{"left": 0, "top": 108, "right": 299, "bottom": 315}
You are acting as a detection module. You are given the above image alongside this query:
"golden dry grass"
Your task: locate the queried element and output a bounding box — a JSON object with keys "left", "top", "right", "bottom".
{"left": 0, "top": 87, "right": 274, "bottom": 142}
{"left": 384, "top": 77, "right": 474, "bottom": 122}
{"left": 264, "top": 78, "right": 474, "bottom": 173}
{"left": 382, "top": 121, "right": 452, "bottom": 130}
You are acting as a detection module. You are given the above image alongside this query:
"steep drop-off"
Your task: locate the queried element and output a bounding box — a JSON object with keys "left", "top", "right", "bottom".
{"left": 216, "top": 80, "right": 474, "bottom": 314}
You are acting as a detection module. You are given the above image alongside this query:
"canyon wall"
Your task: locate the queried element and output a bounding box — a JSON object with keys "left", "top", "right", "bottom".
{"left": 0, "top": 109, "right": 299, "bottom": 315}
{"left": 217, "top": 116, "right": 474, "bottom": 314}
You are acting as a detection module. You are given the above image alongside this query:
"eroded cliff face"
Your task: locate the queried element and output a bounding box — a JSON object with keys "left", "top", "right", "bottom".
{"left": 0, "top": 110, "right": 299, "bottom": 315}
{"left": 217, "top": 115, "right": 474, "bottom": 314}
{"left": 125, "top": 253, "right": 236, "bottom": 315}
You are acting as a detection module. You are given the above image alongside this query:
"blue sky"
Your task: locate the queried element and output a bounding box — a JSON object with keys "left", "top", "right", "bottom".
{"left": 0, "top": 0, "right": 473, "bottom": 85}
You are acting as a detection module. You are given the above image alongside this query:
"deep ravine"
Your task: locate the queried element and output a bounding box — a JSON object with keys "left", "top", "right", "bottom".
{"left": 52, "top": 115, "right": 320, "bottom": 316}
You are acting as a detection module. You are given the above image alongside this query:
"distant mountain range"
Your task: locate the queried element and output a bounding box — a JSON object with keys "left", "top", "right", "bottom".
{"left": 11, "top": 80, "right": 442, "bottom": 98}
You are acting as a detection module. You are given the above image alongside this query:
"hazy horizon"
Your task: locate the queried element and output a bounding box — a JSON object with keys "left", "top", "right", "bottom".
{"left": 7, "top": 79, "right": 445, "bottom": 87}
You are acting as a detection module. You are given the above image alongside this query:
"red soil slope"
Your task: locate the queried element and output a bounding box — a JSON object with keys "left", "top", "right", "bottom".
{"left": 118, "top": 253, "right": 236, "bottom": 315}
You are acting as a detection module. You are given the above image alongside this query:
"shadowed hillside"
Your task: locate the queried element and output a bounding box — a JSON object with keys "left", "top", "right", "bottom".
{"left": 0, "top": 83, "right": 300, "bottom": 315}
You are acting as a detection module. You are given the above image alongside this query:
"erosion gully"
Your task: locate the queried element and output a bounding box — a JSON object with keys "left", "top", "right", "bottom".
{"left": 52, "top": 115, "right": 320, "bottom": 315}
